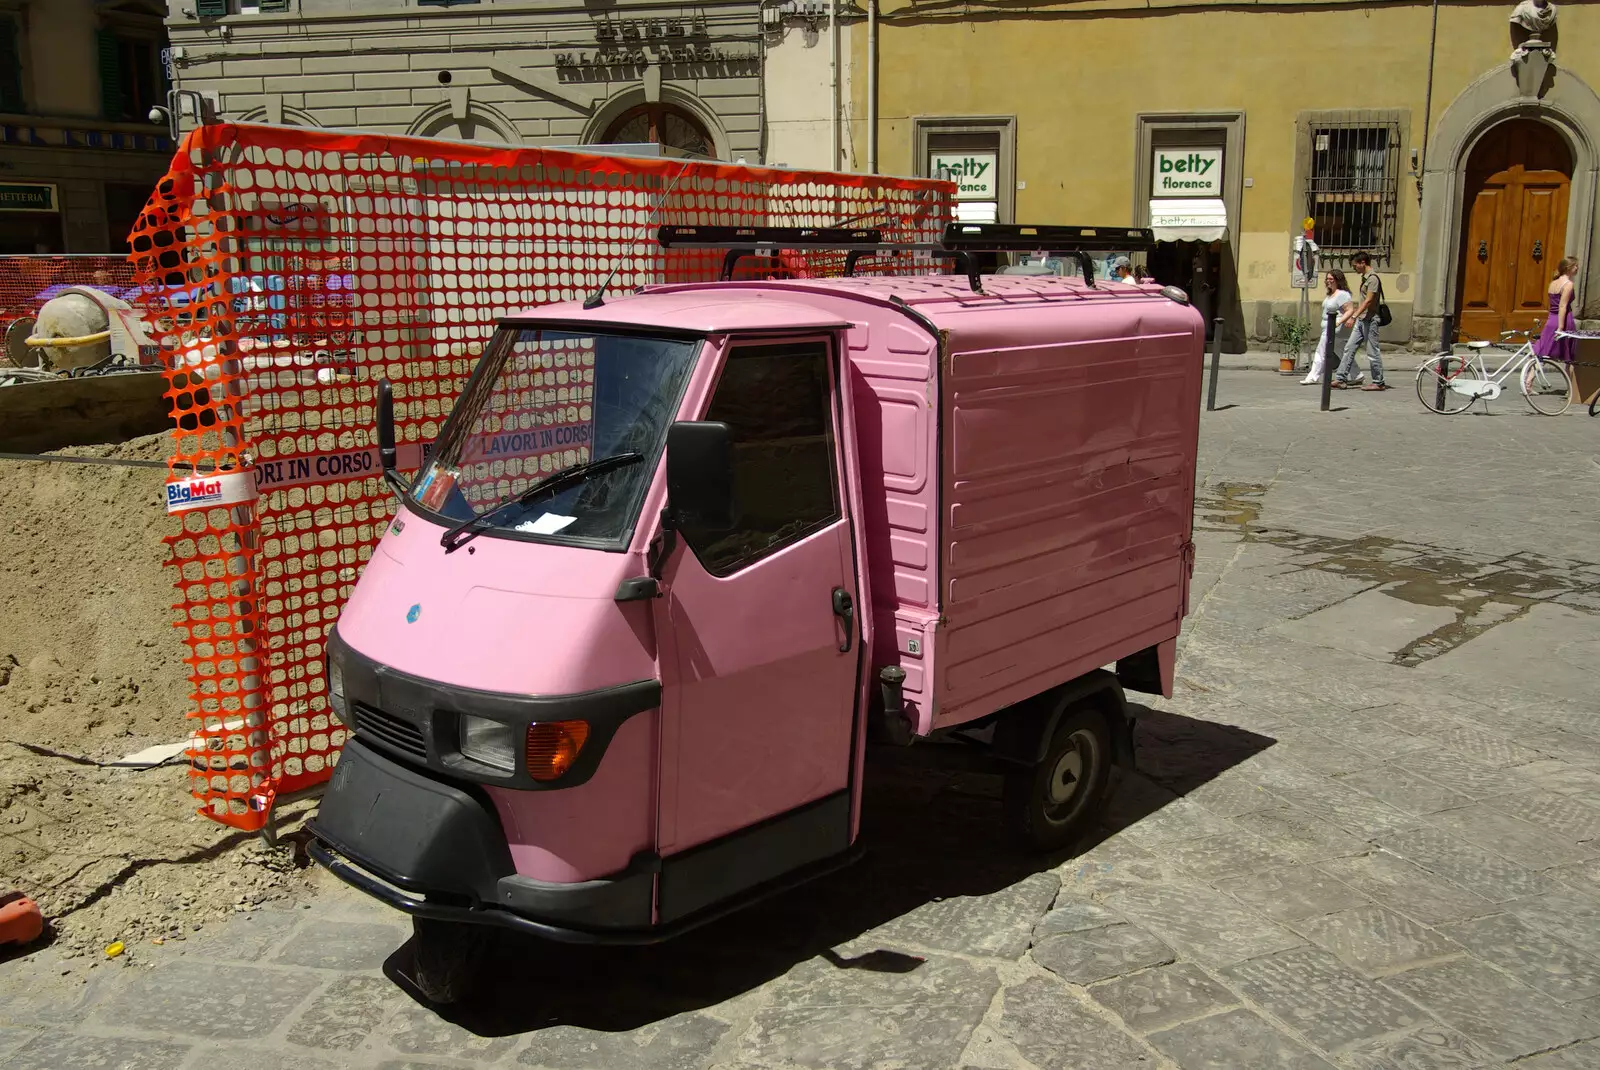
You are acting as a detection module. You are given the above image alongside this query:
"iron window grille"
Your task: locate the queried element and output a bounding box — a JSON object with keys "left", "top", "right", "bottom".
{"left": 197, "top": 1, "right": 294, "bottom": 13}
{"left": 1305, "top": 120, "right": 1401, "bottom": 261}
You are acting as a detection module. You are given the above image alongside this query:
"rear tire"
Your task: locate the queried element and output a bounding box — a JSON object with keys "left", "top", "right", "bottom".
{"left": 410, "top": 917, "right": 489, "bottom": 1006}
{"left": 1414, "top": 355, "right": 1475, "bottom": 415}
{"left": 1002, "top": 707, "right": 1113, "bottom": 852}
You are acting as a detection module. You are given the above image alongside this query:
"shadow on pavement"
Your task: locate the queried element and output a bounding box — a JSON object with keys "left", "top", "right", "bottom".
{"left": 379, "top": 702, "right": 1276, "bottom": 1036}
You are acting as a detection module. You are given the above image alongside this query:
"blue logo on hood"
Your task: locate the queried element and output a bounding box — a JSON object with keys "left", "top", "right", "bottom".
{"left": 406, "top": 604, "right": 421, "bottom": 624}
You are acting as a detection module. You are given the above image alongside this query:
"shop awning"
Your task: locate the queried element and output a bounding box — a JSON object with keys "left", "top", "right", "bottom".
{"left": 1149, "top": 198, "right": 1228, "bottom": 243}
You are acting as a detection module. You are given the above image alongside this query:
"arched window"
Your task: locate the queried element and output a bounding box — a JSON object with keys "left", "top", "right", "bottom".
{"left": 600, "top": 103, "right": 715, "bottom": 158}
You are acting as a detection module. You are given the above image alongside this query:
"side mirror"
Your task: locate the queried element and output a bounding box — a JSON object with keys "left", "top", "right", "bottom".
{"left": 376, "top": 378, "right": 409, "bottom": 496}
{"left": 665, "top": 421, "right": 735, "bottom": 534}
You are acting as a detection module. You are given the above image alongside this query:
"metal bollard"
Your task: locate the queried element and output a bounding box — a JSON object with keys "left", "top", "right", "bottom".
{"left": 1436, "top": 313, "right": 1457, "bottom": 412}
{"left": 1206, "top": 318, "right": 1222, "bottom": 411}
{"left": 1320, "top": 311, "right": 1337, "bottom": 412}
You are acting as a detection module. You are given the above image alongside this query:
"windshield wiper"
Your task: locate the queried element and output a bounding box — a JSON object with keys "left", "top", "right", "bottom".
{"left": 439, "top": 451, "right": 644, "bottom": 554}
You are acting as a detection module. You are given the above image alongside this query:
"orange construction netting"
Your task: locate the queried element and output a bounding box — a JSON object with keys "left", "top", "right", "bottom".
{"left": 126, "top": 122, "right": 953, "bottom": 831}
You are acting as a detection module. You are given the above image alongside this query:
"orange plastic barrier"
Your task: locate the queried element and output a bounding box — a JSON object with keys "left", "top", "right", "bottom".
{"left": 127, "top": 123, "right": 953, "bottom": 831}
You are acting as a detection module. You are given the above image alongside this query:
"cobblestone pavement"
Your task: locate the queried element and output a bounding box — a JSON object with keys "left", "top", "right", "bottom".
{"left": 4, "top": 377, "right": 1600, "bottom": 1069}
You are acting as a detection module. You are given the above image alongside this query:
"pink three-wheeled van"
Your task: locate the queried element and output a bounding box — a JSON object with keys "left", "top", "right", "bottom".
{"left": 309, "top": 223, "right": 1205, "bottom": 1002}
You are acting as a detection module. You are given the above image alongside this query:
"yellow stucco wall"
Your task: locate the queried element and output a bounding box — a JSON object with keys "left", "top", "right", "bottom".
{"left": 856, "top": 2, "right": 1598, "bottom": 312}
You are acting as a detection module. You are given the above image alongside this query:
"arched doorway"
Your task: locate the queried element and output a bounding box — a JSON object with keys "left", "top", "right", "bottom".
{"left": 600, "top": 102, "right": 715, "bottom": 158}
{"left": 1455, "top": 118, "right": 1572, "bottom": 339}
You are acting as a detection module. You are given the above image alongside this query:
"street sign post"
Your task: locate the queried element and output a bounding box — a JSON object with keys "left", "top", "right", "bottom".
{"left": 1292, "top": 231, "right": 1319, "bottom": 372}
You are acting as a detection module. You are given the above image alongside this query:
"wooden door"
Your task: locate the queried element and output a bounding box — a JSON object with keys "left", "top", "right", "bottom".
{"left": 1456, "top": 120, "right": 1572, "bottom": 340}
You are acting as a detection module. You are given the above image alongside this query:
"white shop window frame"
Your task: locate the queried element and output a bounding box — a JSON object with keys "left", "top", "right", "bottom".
{"left": 912, "top": 116, "right": 1017, "bottom": 226}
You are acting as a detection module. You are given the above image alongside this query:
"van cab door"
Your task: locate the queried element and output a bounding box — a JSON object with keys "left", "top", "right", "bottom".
{"left": 652, "top": 336, "right": 864, "bottom": 922}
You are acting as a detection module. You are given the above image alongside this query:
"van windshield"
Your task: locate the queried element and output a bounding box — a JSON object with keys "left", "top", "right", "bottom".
{"left": 408, "top": 327, "right": 701, "bottom": 548}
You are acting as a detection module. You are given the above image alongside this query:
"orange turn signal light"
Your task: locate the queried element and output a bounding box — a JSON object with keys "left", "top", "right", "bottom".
{"left": 525, "top": 720, "right": 589, "bottom": 781}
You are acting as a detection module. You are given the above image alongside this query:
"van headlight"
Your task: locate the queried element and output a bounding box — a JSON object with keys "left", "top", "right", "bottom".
{"left": 459, "top": 715, "right": 517, "bottom": 773}
{"left": 326, "top": 655, "right": 349, "bottom": 725}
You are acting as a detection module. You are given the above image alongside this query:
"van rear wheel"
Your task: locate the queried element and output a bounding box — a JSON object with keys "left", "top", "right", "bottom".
{"left": 1002, "top": 708, "right": 1112, "bottom": 852}
{"left": 410, "top": 916, "right": 490, "bottom": 1005}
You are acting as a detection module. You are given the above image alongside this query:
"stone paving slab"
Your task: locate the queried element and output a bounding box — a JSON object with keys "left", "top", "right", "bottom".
{"left": 517, "top": 1013, "right": 729, "bottom": 1070}
{"left": 1147, "top": 1008, "right": 1338, "bottom": 1070}
{"left": 1212, "top": 865, "right": 1371, "bottom": 923}
{"left": 1339, "top": 1026, "right": 1500, "bottom": 1070}
{"left": 274, "top": 920, "right": 411, "bottom": 972}
{"left": 92, "top": 959, "right": 323, "bottom": 1040}
{"left": 1031, "top": 923, "right": 1175, "bottom": 985}
{"left": 990, "top": 975, "right": 1156, "bottom": 1070}
{"left": 868, "top": 871, "right": 1059, "bottom": 961}
{"left": 1506, "top": 888, "right": 1600, "bottom": 961}
{"left": 1439, "top": 912, "right": 1600, "bottom": 1004}
{"left": 1031, "top": 900, "right": 1124, "bottom": 942}
{"left": 1223, "top": 944, "right": 1425, "bottom": 1053}
{"left": 1104, "top": 881, "right": 1306, "bottom": 967}
{"left": 1384, "top": 958, "right": 1600, "bottom": 1061}
{"left": 1315, "top": 851, "right": 1494, "bottom": 925}
{"left": 1377, "top": 825, "right": 1559, "bottom": 903}
{"left": 5, "top": 1032, "right": 194, "bottom": 1070}
{"left": 1335, "top": 765, "right": 1475, "bottom": 817}
{"left": 1149, "top": 830, "right": 1297, "bottom": 881}
{"left": 1087, "top": 962, "right": 1239, "bottom": 1036}
{"left": 735, "top": 954, "right": 999, "bottom": 1070}
{"left": 1426, "top": 804, "right": 1598, "bottom": 872}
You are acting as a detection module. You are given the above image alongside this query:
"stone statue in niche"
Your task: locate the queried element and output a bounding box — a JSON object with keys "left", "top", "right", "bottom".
{"left": 1509, "top": 0, "right": 1558, "bottom": 98}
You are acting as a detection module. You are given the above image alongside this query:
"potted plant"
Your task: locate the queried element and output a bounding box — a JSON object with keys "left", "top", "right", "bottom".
{"left": 1271, "top": 313, "right": 1312, "bottom": 375}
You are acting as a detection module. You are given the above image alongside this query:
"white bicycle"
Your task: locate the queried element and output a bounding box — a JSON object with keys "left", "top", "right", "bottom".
{"left": 1415, "top": 327, "right": 1572, "bottom": 416}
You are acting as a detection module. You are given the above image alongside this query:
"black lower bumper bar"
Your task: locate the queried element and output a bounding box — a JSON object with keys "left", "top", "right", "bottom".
{"left": 309, "top": 837, "right": 864, "bottom": 947}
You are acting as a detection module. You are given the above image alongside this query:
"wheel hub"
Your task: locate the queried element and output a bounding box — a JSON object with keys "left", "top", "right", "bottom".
{"left": 1048, "top": 748, "right": 1084, "bottom": 805}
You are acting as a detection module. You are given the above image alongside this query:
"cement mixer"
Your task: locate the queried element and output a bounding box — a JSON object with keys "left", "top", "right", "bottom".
{"left": 12, "top": 287, "right": 156, "bottom": 374}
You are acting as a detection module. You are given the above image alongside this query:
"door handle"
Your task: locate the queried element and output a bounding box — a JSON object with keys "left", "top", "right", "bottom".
{"left": 831, "top": 587, "right": 854, "bottom": 653}
{"left": 1532, "top": 239, "right": 1544, "bottom": 261}
{"left": 1478, "top": 239, "right": 1489, "bottom": 261}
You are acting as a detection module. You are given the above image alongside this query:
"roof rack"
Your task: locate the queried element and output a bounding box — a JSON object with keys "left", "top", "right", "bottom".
{"left": 941, "top": 223, "right": 1155, "bottom": 253}
{"left": 655, "top": 222, "right": 1154, "bottom": 291}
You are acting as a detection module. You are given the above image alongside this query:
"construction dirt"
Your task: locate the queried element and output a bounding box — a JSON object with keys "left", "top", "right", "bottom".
{"left": 0, "top": 434, "right": 314, "bottom": 964}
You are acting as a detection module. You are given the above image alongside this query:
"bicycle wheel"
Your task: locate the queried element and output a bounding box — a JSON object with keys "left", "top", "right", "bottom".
{"left": 1522, "top": 357, "right": 1572, "bottom": 415}
{"left": 1415, "top": 355, "right": 1476, "bottom": 415}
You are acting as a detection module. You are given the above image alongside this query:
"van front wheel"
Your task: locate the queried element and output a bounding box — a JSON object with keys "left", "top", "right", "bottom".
{"left": 410, "top": 916, "right": 489, "bottom": 1005}
{"left": 1002, "top": 708, "right": 1112, "bottom": 852}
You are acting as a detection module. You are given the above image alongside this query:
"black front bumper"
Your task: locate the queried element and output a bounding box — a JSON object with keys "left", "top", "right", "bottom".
{"left": 309, "top": 737, "right": 657, "bottom": 941}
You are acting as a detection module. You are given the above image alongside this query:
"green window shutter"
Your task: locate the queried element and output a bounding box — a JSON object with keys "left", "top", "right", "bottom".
{"left": 259, "top": 1, "right": 292, "bottom": 11}
{"left": 97, "top": 29, "right": 123, "bottom": 120}
{"left": 196, "top": 0, "right": 230, "bottom": 17}
{"left": 0, "top": 17, "right": 23, "bottom": 113}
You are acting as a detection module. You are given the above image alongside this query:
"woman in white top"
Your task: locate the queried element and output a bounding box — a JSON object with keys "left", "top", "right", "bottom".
{"left": 1303, "top": 269, "right": 1354, "bottom": 385}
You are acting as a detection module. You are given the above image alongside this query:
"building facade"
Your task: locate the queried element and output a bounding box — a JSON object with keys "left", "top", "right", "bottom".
{"left": 0, "top": 0, "right": 174, "bottom": 253}
{"left": 856, "top": 0, "right": 1600, "bottom": 351}
{"left": 164, "top": 0, "right": 767, "bottom": 163}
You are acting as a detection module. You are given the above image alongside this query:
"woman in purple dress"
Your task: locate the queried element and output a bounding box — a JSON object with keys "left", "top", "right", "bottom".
{"left": 1535, "top": 256, "right": 1580, "bottom": 361}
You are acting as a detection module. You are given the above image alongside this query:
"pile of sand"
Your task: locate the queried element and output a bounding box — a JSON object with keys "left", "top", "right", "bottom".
{"left": 0, "top": 434, "right": 188, "bottom": 755}
{"left": 0, "top": 434, "right": 312, "bottom": 960}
